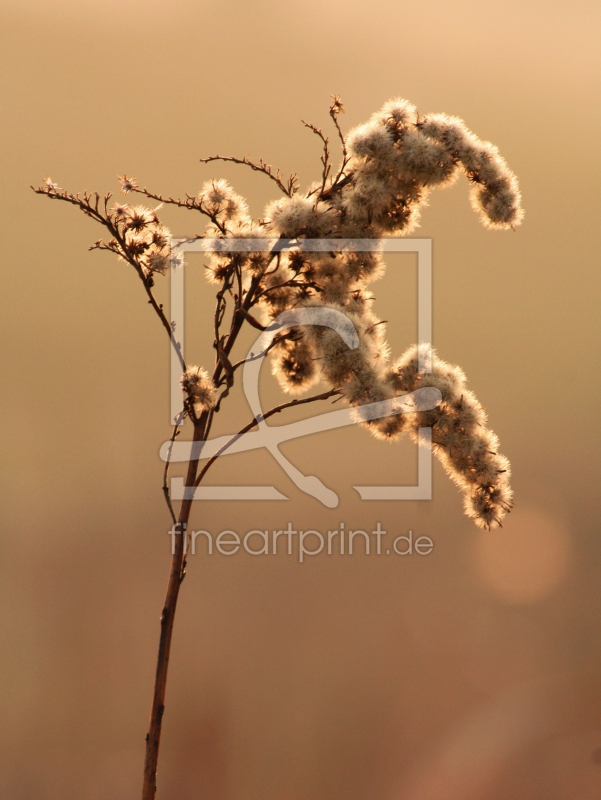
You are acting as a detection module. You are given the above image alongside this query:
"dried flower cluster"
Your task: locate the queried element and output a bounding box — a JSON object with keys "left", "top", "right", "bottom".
{"left": 35, "top": 96, "right": 521, "bottom": 532}
{"left": 180, "top": 365, "right": 217, "bottom": 414}
{"left": 115, "top": 203, "right": 176, "bottom": 277}
{"left": 387, "top": 345, "right": 512, "bottom": 527}
{"left": 199, "top": 98, "right": 520, "bottom": 528}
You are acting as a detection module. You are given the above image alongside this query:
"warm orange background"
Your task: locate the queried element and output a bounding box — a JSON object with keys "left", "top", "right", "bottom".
{"left": 2, "top": 1, "right": 601, "bottom": 798}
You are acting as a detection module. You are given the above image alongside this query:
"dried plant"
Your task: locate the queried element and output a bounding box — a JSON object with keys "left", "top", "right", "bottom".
{"left": 34, "top": 95, "right": 522, "bottom": 800}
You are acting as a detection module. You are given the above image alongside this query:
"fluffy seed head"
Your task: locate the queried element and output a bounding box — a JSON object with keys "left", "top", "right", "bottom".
{"left": 180, "top": 366, "right": 217, "bottom": 412}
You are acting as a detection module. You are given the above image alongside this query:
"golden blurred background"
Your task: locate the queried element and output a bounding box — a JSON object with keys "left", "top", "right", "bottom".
{"left": 2, "top": 1, "right": 601, "bottom": 797}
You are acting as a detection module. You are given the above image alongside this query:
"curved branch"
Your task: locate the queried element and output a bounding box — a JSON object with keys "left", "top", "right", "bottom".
{"left": 194, "top": 388, "right": 341, "bottom": 488}
{"left": 200, "top": 154, "right": 298, "bottom": 197}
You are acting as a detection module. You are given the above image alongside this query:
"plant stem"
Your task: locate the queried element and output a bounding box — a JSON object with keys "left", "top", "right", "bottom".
{"left": 141, "top": 386, "right": 340, "bottom": 799}
{"left": 141, "top": 273, "right": 266, "bottom": 800}
{"left": 141, "top": 410, "right": 208, "bottom": 800}
{"left": 142, "top": 252, "right": 325, "bottom": 798}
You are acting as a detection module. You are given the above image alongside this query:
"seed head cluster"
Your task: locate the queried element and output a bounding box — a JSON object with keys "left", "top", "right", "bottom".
{"left": 110, "top": 202, "right": 176, "bottom": 278}
{"left": 200, "top": 98, "right": 521, "bottom": 528}
{"left": 180, "top": 366, "right": 217, "bottom": 413}
{"left": 37, "top": 97, "right": 520, "bottom": 529}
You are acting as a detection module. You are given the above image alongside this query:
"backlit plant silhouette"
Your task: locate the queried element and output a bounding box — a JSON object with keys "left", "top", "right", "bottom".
{"left": 34, "top": 95, "right": 523, "bottom": 800}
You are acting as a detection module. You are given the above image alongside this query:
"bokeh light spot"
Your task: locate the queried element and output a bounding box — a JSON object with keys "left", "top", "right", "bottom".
{"left": 473, "top": 506, "right": 570, "bottom": 604}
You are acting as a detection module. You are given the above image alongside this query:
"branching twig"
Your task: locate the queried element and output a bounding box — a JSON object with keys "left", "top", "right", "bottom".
{"left": 302, "top": 119, "right": 331, "bottom": 195}
{"left": 193, "top": 388, "right": 341, "bottom": 488}
{"left": 229, "top": 331, "right": 294, "bottom": 373}
{"left": 236, "top": 307, "right": 266, "bottom": 331}
{"left": 32, "top": 185, "right": 187, "bottom": 372}
{"left": 132, "top": 187, "right": 227, "bottom": 234}
{"left": 200, "top": 154, "right": 299, "bottom": 197}
{"left": 328, "top": 95, "right": 351, "bottom": 190}
{"left": 162, "top": 410, "right": 186, "bottom": 526}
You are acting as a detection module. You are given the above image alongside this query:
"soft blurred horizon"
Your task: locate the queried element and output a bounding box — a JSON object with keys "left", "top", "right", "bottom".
{"left": 2, "top": 1, "right": 601, "bottom": 798}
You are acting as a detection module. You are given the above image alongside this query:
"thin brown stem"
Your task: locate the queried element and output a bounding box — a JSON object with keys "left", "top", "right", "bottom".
{"left": 142, "top": 410, "right": 209, "bottom": 800}
{"left": 32, "top": 184, "right": 187, "bottom": 372}
{"left": 302, "top": 119, "right": 331, "bottom": 194}
{"left": 200, "top": 154, "right": 298, "bottom": 197}
{"left": 162, "top": 410, "right": 186, "bottom": 526}
{"left": 328, "top": 95, "right": 351, "bottom": 189}
{"left": 142, "top": 266, "right": 268, "bottom": 799}
{"left": 132, "top": 187, "right": 227, "bottom": 234}
{"left": 143, "top": 387, "right": 340, "bottom": 800}
{"left": 194, "top": 388, "right": 341, "bottom": 488}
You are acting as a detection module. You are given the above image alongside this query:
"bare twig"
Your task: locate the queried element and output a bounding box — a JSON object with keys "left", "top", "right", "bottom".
{"left": 328, "top": 95, "right": 351, "bottom": 190}
{"left": 132, "top": 187, "right": 227, "bottom": 234}
{"left": 32, "top": 185, "right": 187, "bottom": 372}
{"left": 302, "top": 119, "right": 331, "bottom": 195}
{"left": 162, "top": 410, "right": 186, "bottom": 526}
{"left": 236, "top": 307, "right": 266, "bottom": 331}
{"left": 194, "top": 388, "right": 341, "bottom": 488}
{"left": 252, "top": 277, "right": 318, "bottom": 304}
{"left": 229, "top": 330, "right": 294, "bottom": 373}
{"left": 200, "top": 154, "right": 299, "bottom": 197}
